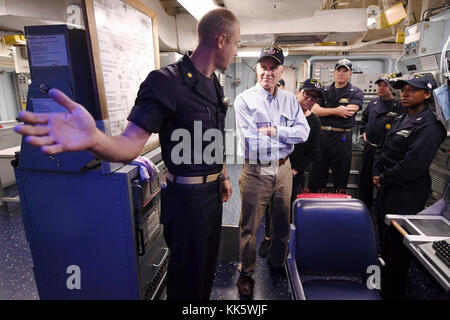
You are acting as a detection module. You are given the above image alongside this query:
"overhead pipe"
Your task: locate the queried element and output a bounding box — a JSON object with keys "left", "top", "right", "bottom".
{"left": 286, "top": 35, "right": 396, "bottom": 52}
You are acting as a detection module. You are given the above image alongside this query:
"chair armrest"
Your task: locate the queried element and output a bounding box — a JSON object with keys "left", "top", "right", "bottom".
{"left": 286, "top": 258, "right": 306, "bottom": 300}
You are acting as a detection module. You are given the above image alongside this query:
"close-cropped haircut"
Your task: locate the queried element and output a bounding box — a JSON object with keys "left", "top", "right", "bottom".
{"left": 197, "top": 8, "right": 238, "bottom": 45}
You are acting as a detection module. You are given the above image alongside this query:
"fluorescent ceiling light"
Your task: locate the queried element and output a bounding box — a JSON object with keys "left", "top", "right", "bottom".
{"left": 238, "top": 49, "right": 289, "bottom": 58}
{"left": 237, "top": 51, "right": 260, "bottom": 57}
{"left": 177, "top": 0, "right": 218, "bottom": 20}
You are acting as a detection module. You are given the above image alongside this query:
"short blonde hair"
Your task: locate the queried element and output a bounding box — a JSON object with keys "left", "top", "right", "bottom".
{"left": 197, "top": 8, "right": 238, "bottom": 46}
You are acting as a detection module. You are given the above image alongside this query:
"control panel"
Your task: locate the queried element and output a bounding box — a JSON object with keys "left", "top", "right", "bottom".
{"left": 310, "top": 61, "right": 384, "bottom": 96}
{"left": 404, "top": 21, "right": 445, "bottom": 59}
{"left": 132, "top": 157, "right": 169, "bottom": 300}
{"left": 15, "top": 73, "right": 30, "bottom": 110}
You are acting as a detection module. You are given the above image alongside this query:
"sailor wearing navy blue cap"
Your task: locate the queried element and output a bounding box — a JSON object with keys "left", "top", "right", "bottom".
{"left": 358, "top": 74, "right": 404, "bottom": 211}
{"left": 291, "top": 79, "right": 323, "bottom": 197}
{"left": 311, "top": 58, "right": 364, "bottom": 193}
{"left": 373, "top": 73, "right": 446, "bottom": 300}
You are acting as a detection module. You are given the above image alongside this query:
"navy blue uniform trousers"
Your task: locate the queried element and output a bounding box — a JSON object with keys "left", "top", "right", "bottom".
{"left": 359, "top": 145, "right": 376, "bottom": 210}
{"left": 377, "top": 181, "right": 430, "bottom": 300}
{"left": 315, "top": 131, "right": 353, "bottom": 192}
{"left": 161, "top": 180, "right": 223, "bottom": 300}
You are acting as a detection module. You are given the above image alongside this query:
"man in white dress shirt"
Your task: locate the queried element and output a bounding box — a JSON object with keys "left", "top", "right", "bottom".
{"left": 234, "top": 45, "right": 310, "bottom": 298}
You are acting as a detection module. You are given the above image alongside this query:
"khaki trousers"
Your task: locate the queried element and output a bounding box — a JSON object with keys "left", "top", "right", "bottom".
{"left": 239, "top": 159, "right": 292, "bottom": 276}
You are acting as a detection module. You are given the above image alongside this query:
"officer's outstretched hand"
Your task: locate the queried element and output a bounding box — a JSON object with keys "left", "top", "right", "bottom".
{"left": 15, "top": 89, "right": 98, "bottom": 155}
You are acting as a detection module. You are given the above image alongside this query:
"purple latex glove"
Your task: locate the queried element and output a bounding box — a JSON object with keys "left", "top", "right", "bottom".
{"left": 130, "top": 156, "right": 160, "bottom": 182}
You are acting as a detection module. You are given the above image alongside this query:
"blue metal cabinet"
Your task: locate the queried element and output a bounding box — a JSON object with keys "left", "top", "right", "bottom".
{"left": 15, "top": 165, "right": 144, "bottom": 299}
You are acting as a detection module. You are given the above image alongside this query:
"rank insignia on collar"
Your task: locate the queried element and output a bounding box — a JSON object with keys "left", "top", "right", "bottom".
{"left": 396, "top": 129, "right": 411, "bottom": 138}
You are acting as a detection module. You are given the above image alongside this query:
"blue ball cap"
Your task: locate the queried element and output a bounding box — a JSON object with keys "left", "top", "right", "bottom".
{"left": 393, "top": 73, "right": 436, "bottom": 91}
{"left": 258, "top": 45, "right": 284, "bottom": 65}
{"left": 299, "top": 78, "right": 324, "bottom": 99}
{"left": 375, "top": 73, "right": 390, "bottom": 85}
{"left": 335, "top": 58, "right": 353, "bottom": 71}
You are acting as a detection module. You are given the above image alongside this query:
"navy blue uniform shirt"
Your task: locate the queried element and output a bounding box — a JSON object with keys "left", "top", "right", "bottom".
{"left": 373, "top": 106, "right": 446, "bottom": 188}
{"left": 319, "top": 82, "right": 364, "bottom": 128}
{"left": 360, "top": 97, "right": 404, "bottom": 145}
{"left": 128, "top": 53, "right": 227, "bottom": 176}
{"left": 289, "top": 113, "right": 321, "bottom": 174}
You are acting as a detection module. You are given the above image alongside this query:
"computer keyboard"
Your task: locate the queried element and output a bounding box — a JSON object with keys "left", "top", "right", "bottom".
{"left": 432, "top": 239, "right": 450, "bottom": 268}
{"left": 418, "top": 239, "right": 450, "bottom": 282}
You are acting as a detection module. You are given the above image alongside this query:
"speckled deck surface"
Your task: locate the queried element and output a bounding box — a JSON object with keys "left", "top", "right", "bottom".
{"left": 0, "top": 166, "right": 445, "bottom": 300}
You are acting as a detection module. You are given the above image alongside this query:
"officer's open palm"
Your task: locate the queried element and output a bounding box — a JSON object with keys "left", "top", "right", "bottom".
{"left": 15, "top": 89, "right": 98, "bottom": 155}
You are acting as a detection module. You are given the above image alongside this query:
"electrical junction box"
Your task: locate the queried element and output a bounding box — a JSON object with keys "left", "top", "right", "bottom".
{"left": 404, "top": 21, "right": 445, "bottom": 59}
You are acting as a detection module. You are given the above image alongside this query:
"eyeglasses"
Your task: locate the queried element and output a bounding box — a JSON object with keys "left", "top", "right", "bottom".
{"left": 302, "top": 91, "right": 320, "bottom": 102}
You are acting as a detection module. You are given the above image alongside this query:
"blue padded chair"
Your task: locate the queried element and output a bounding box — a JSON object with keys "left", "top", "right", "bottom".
{"left": 286, "top": 199, "right": 381, "bottom": 300}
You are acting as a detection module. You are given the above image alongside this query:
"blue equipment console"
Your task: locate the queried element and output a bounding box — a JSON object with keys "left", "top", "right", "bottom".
{"left": 20, "top": 25, "right": 102, "bottom": 172}
{"left": 15, "top": 25, "right": 168, "bottom": 299}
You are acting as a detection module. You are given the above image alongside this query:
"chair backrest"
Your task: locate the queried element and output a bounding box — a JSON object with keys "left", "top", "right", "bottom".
{"left": 293, "top": 199, "right": 378, "bottom": 277}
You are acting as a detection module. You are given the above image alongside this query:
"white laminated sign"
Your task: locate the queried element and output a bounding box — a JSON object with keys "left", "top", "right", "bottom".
{"left": 28, "top": 34, "right": 69, "bottom": 67}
